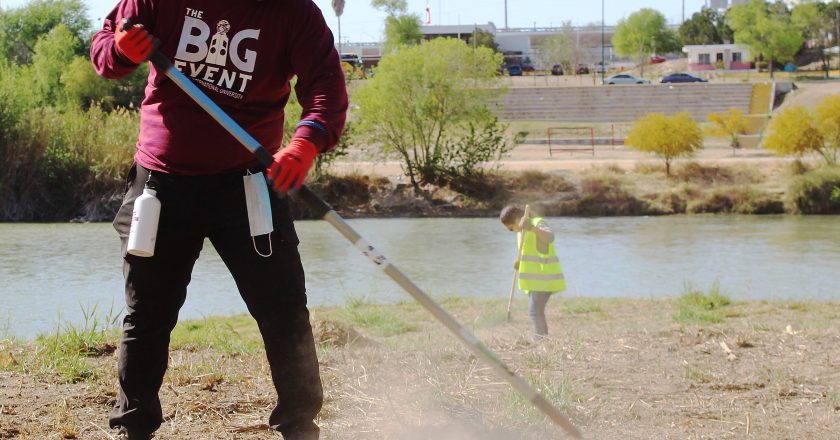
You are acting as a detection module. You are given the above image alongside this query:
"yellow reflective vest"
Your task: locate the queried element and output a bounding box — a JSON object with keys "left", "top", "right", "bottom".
{"left": 517, "top": 217, "right": 566, "bottom": 294}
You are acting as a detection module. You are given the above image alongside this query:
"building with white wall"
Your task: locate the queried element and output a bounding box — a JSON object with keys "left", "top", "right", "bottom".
{"left": 683, "top": 43, "right": 752, "bottom": 70}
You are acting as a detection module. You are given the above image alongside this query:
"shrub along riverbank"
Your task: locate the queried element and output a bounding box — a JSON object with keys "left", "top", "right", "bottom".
{"left": 292, "top": 161, "right": 840, "bottom": 220}
{"left": 2, "top": 159, "right": 840, "bottom": 222}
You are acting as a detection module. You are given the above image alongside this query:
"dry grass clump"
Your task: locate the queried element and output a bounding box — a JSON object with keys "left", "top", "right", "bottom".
{"left": 574, "top": 174, "right": 655, "bottom": 216}
{"left": 309, "top": 173, "right": 373, "bottom": 207}
{"left": 687, "top": 186, "right": 784, "bottom": 214}
{"left": 313, "top": 319, "right": 372, "bottom": 347}
{"left": 506, "top": 170, "right": 575, "bottom": 193}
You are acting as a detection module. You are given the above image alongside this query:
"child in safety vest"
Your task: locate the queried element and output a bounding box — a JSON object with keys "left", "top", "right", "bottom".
{"left": 500, "top": 205, "right": 566, "bottom": 341}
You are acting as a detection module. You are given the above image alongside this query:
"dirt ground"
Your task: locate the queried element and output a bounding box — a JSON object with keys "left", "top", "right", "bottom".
{"left": 2, "top": 297, "right": 839, "bottom": 439}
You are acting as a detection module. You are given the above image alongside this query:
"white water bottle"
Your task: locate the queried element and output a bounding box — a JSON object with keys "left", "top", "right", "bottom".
{"left": 127, "top": 183, "right": 161, "bottom": 257}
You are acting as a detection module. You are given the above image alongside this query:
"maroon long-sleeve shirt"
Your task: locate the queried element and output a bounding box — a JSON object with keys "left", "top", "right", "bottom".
{"left": 91, "top": 0, "right": 347, "bottom": 175}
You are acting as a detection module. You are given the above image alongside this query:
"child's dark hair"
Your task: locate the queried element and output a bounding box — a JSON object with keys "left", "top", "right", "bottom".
{"left": 499, "top": 205, "right": 523, "bottom": 225}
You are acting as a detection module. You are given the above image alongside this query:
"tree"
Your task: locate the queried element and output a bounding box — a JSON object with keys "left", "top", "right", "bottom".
{"left": 372, "top": 0, "right": 422, "bottom": 53}
{"left": 814, "top": 93, "right": 840, "bottom": 164}
{"left": 764, "top": 106, "right": 825, "bottom": 161}
{"left": 31, "top": 24, "right": 79, "bottom": 105}
{"left": 0, "top": 0, "right": 90, "bottom": 64}
{"left": 371, "top": 0, "right": 406, "bottom": 16}
{"left": 625, "top": 112, "right": 703, "bottom": 176}
{"left": 383, "top": 14, "right": 422, "bottom": 52}
{"left": 61, "top": 56, "right": 148, "bottom": 110}
{"left": 727, "top": 0, "right": 804, "bottom": 77}
{"left": 613, "top": 8, "right": 680, "bottom": 76}
{"left": 679, "top": 7, "right": 733, "bottom": 45}
{"left": 792, "top": 0, "right": 834, "bottom": 78}
{"left": 469, "top": 28, "right": 499, "bottom": 52}
{"left": 708, "top": 108, "right": 748, "bottom": 154}
{"left": 354, "top": 38, "right": 510, "bottom": 191}
{"left": 537, "top": 22, "right": 586, "bottom": 72}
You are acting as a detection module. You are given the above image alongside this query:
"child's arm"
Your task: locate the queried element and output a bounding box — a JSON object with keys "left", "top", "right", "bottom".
{"left": 521, "top": 218, "right": 554, "bottom": 244}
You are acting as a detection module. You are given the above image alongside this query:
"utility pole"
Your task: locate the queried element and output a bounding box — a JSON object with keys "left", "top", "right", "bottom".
{"left": 601, "top": 0, "right": 605, "bottom": 84}
{"left": 504, "top": 0, "right": 508, "bottom": 30}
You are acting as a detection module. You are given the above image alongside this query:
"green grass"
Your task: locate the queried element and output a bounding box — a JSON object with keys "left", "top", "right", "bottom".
{"left": 170, "top": 315, "right": 263, "bottom": 355}
{"left": 16, "top": 304, "right": 122, "bottom": 383}
{"left": 563, "top": 299, "right": 606, "bottom": 317}
{"left": 683, "top": 364, "right": 714, "bottom": 383}
{"left": 345, "top": 296, "right": 417, "bottom": 337}
{"left": 787, "top": 302, "right": 812, "bottom": 312}
{"left": 674, "top": 282, "right": 732, "bottom": 324}
{"left": 828, "top": 390, "right": 840, "bottom": 407}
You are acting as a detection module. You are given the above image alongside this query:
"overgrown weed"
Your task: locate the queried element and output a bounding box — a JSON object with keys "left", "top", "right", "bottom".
{"left": 674, "top": 282, "right": 732, "bottom": 324}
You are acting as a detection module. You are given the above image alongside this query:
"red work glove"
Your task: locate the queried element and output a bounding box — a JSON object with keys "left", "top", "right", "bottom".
{"left": 268, "top": 138, "right": 318, "bottom": 192}
{"left": 115, "top": 19, "right": 153, "bottom": 64}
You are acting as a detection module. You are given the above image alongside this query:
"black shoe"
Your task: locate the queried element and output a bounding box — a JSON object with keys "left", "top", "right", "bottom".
{"left": 117, "top": 427, "right": 152, "bottom": 440}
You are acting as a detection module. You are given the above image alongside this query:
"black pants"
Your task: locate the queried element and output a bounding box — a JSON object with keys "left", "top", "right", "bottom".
{"left": 109, "top": 164, "right": 322, "bottom": 439}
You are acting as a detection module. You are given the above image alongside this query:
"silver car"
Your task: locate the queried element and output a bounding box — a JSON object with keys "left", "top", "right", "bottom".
{"left": 603, "top": 73, "right": 651, "bottom": 85}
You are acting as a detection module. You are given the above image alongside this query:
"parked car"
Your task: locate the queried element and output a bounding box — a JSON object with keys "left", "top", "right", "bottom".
{"left": 660, "top": 72, "right": 708, "bottom": 83}
{"left": 603, "top": 74, "right": 651, "bottom": 85}
{"left": 507, "top": 65, "right": 523, "bottom": 76}
{"left": 551, "top": 64, "right": 564, "bottom": 75}
{"left": 575, "top": 64, "right": 590, "bottom": 75}
{"left": 650, "top": 55, "right": 667, "bottom": 64}
{"left": 522, "top": 64, "right": 535, "bottom": 73}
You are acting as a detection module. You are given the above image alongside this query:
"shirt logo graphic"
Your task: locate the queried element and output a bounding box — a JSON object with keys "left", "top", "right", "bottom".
{"left": 206, "top": 20, "right": 230, "bottom": 66}
{"left": 173, "top": 13, "right": 260, "bottom": 100}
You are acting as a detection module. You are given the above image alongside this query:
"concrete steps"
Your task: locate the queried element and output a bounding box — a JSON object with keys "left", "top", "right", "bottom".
{"left": 491, "top": 84, "right": 755, "bottom": 123}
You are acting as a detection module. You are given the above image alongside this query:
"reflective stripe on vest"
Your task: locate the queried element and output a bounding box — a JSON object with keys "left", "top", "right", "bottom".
{"left": 517, "top": 217, "right": 566, "bottom": 293}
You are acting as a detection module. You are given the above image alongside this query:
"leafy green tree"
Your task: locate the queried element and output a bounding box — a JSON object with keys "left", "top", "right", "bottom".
{"left": 613, "top": 8, "right": 680, "bottom": 76}
{"left": 764, "top": 106, "right": 825, "bottom": 161}
{"left": 708, "top": 108, "right": 748, "bottom": 154}
{"left": 537, "top": 22, "right": 586, "bottom": 72}
{"left": 679, "top": 7, "right": 733, "bottom": 45}
{"left": 355, "top": 38, "right": 509, "bottom": 190}
{"left": 383, "top": 14, "right": 422, "bottom": 52}
{"left": 792, "top": 0, "right": 834, "bottom": 78}
{"left": 372, "top": 0, "right": 421, "bottom": 53}
{"left": 727, "top": 0, "right": 803, "bottom": 77}
{"left": 0, "top": 0, "right": 90, "bottom": 64}
{"left": 62, "top": 57, "right": 143, "bottom": 110}
{"left": 469, "top": 28, "right": 499, "bottom": 52}
{"left": 626, "top": 112, "right": 703, "bottom": 176}
{"left": 371, "top": 0, "right": 406, "bottom": 16}
{"left": 31, "top": 24, "right": 79, "bottom": 105}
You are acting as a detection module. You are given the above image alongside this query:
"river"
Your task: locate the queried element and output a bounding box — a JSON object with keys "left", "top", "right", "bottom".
{"left": 1, "top": 215, "right": 838, "bottom": 339}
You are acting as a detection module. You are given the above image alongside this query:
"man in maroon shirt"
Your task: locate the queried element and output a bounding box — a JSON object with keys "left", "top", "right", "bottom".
{"left": 91, "top": 1, "right": 347, "bottom": 438}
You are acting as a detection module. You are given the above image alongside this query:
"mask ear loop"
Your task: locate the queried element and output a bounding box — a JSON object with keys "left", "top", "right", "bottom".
{"left": 252, "top": 234, "right": 273, "bottom": 258}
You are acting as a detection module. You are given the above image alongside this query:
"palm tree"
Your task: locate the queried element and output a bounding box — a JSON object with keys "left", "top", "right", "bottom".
{"left": 332, "top": 0, "right": 345, "bottom": 56}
